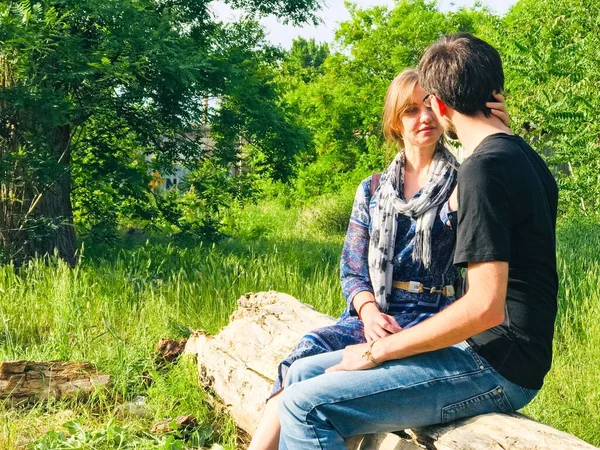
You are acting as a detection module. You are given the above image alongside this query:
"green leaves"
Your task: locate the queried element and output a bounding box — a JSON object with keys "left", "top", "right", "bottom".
{"left": 0, "top": 0, "right": 320, "bottom": 261}
{"left": 501, "top": 0, "right": 600, "bottom": 219}
{"left": 223, "top": 0, "right": 321, "bottom": 25}
{"left": 278, "top": 0, "right": 500, "bottom": 199}
{"left": 276, "top": 0, "right": 599, "bottom": 221}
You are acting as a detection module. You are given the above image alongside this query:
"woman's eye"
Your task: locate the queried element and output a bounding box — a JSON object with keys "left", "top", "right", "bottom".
{"left": 405, "top": 107, "right": 418, "bottom": 114}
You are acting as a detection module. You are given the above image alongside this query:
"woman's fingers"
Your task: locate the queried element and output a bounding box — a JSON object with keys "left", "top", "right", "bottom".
{"left": 366, "top": 331, "right": 380, "bottom": 342}
{"left": 365, "top": 323, "right": 388, "bottom": 340}
{"left": 381, "top": 315, "right": 402, "bottom": 333}
{"left": 490, "top": 108, "right": 510, "bottom": 127}
{"left": 364, "top": 313, "right": 402, "bottom": 341}
{"left": 487, "top": 102, "right": 504, "bottom": 110}
{"left": 372, "top": 327, "right": 389, "bottom": 340}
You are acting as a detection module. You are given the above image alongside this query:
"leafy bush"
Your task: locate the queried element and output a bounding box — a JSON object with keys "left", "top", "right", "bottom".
{"left": 298, "top": 189, "right": 355, "bottom": 236}
{"left": 500, "top": 0, "right": 600, "bottom": 220}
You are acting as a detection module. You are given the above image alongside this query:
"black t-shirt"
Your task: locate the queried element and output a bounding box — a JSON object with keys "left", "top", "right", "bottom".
{"left": 454, "top": 133, "right": 558, "bottom": 390}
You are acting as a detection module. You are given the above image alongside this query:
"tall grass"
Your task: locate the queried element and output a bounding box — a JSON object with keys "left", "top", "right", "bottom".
{"left": 0, "top": 200, "right": 598, "bottom": 447}
{"left": 522, "top": 221, "right": 600, "bottom": 445}
{"left": 0, "top": 210, "right": 345, "bottom": 448}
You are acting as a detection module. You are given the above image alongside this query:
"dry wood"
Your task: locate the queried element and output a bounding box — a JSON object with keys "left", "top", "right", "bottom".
{"left": 186, "top": 291, "right": 598, "bottom": 450}
{"left": 411, "top": 413, "right": 599, "bottom": 449}
{"left": 0, "top": 360, "right": 109, "bottom": 403}
{"left": 151, "top": 415, "right": 199, "bottom": 435}
{"left": 155, "top": 338, "right": 188, "bottom": 365}
{"left": 185, "top": 291, "right": 334, "bottom": 434}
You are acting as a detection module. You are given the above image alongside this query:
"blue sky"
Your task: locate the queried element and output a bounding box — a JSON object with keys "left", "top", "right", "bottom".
{"left": 211, "top": 0, "right": 518, "bottom": 49}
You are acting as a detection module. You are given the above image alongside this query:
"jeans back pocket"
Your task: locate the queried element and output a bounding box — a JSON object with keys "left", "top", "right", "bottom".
{"left": 442, "top": 385, "right": 513, "bottom": 424}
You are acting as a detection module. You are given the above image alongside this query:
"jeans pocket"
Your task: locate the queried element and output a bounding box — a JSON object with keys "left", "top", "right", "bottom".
{"left": 442, "top": 385, "right": 513, "bottom": 424}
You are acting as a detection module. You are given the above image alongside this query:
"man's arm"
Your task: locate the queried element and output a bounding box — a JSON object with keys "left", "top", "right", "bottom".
{"left": 373, "top": 261, "right": 507, "bottom": 362}
{"left": 327, "top": 260, "right": 508, "bottom": 372}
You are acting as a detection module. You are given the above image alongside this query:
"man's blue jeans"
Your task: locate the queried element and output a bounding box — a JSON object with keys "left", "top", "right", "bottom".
{"left": 278, "top": 341, "right": 537, "bottom": 449}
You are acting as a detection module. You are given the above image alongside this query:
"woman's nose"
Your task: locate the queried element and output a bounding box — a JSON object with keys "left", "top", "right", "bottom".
{"left": 420, "top": 108, "right": 434, "bottom": 122}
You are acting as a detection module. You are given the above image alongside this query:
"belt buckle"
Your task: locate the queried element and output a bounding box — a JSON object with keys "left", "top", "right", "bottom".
{"left": 444, "top": 285, "right": 455, "bottom": 297}
{"left": 408, "top": 281, "right": 422, "bottom": 294}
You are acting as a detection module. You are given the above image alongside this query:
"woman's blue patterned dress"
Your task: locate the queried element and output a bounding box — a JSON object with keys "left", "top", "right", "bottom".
{"left": 270, "top": 172, "right": 460, "bottom": 397}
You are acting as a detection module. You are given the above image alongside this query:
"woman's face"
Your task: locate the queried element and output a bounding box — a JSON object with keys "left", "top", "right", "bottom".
{"left": 400, "top": 84, "right": 443, "bottom": 150}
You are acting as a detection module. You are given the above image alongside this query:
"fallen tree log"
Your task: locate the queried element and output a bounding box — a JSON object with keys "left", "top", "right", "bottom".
{"left": 185, "top": 291, "right": 597, "bottom": 449}
{"left": 0, "top": 361, "right": 109, "bottom": 403}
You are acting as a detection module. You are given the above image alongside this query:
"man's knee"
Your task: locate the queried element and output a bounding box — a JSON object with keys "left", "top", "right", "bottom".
{"left": 284, "top": 357, "right": 318, "bottom": 388}
{"left": 284, "top": 351, "right": 340, "bottom": 388}
{"left": 279, "top": 382, "right": 311, "bottom": 426}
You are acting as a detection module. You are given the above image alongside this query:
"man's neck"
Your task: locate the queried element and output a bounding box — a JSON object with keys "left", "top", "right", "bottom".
{"left": 453, "top": 113, "right": 513, "bottom": 158}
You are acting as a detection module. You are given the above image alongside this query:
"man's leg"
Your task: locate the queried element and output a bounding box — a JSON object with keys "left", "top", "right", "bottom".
{"left": 250, "top": 320, "right": 366, "bottom": 450}
{"left": 279, "top": 341, "right": 536, "bottom": 450}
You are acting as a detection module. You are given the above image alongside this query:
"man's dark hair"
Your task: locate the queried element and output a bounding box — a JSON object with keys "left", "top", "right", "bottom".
{"left": 418, "top": 32, "right": 504, "bottom": 117}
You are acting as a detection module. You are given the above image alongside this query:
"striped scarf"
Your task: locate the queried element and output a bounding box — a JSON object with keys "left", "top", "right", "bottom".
{"left": 368, "top": 146, "right": 458, "bottom": 311}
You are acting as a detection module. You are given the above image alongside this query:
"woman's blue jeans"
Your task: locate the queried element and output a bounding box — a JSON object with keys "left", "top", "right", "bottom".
{"left": 278, "top": 341, "right": 537, "bottom": 450}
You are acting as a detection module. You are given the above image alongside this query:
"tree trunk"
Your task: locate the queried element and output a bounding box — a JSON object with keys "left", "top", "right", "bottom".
{"left": 0, "top": 54, "right": 24, "bottom": 264}
{"left": 186, "top": 291, "right": 598, "bottom": 450}
{"left": 0, "top": 123, "right": 77, "bottom": 266}
{"left": 32, "top": 124, "right": 77, "bottom": 266}
{"left": 1, "top": 54, "right": 77, "bottom": 266}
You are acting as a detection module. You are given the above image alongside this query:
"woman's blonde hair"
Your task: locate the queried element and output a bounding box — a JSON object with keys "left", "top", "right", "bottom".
{"left": 382, "top": 68, "right": 420, "bottom": 149}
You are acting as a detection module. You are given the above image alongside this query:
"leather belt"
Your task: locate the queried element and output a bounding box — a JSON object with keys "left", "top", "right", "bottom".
{"left": 393, "top": 281, "right": 455, "bottom": 297}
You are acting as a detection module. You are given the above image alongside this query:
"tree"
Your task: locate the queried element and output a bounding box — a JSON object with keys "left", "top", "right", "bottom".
{"left": 281, "top": 38, "right": 330, "bottom": 85}
{"left": 499, "top": 0, "right": 600, "bottom": 218}
{"left": 0, "top": 0, "right": 320, "bottom": 264}
{"left": 278, "top": 0, "right": 499, "bottom": 198}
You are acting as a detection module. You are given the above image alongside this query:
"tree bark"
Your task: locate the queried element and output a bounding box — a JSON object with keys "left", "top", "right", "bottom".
{"left": 0, "top": 123, "right": 77, "bottom": 266}
{"left": 0, "top": 360, "right": 110, "bottom": 404}
{"left": 1, "top": 55, "right": 77, "bottom": 265}
{"left": 186, "top": 291, "right": 598, "bottom": 450}
{"left": 32, "top": 124, "right": 77, "bottom": 266}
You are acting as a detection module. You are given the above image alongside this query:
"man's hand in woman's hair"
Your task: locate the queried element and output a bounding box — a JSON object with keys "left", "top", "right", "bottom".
{"left": 362, "top": 310, "right": 402, "bottom": 342}
{"left": 486, "top": 91, "right": 510, "bottom": 127}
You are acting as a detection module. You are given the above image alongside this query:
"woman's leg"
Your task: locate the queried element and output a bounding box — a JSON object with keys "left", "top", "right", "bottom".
{"left": 278, "top": 342, "right": 537, "bottom": 450}
{"left": 247, "top": 392, "right": 282, "bottom": 450}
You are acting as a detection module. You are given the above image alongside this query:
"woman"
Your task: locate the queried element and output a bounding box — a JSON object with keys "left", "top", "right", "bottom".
{"left": 248, "top": 68, "right": 508, "bottom": 450}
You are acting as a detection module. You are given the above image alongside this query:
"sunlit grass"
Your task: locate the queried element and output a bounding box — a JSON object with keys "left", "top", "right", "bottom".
{"left": 0, "top": 201, "right": 598, "bottom": 447}
{"left": 522, "top": 221, "right": 600, "bottom": 445}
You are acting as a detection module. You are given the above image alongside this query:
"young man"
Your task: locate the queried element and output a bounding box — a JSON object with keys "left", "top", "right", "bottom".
{"left": 418, "top": 32, "right": 559, "bottom": 394}
{"left": 277, "top": 33, "right": 558, "bottom": 449}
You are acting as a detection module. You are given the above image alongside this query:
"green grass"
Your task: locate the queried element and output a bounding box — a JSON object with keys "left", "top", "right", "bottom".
{"left": 522, "top": 221, "right": 600, "bottom": 445}
{"left": 0, "top": 201, "right": 598, "bottom": 448}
